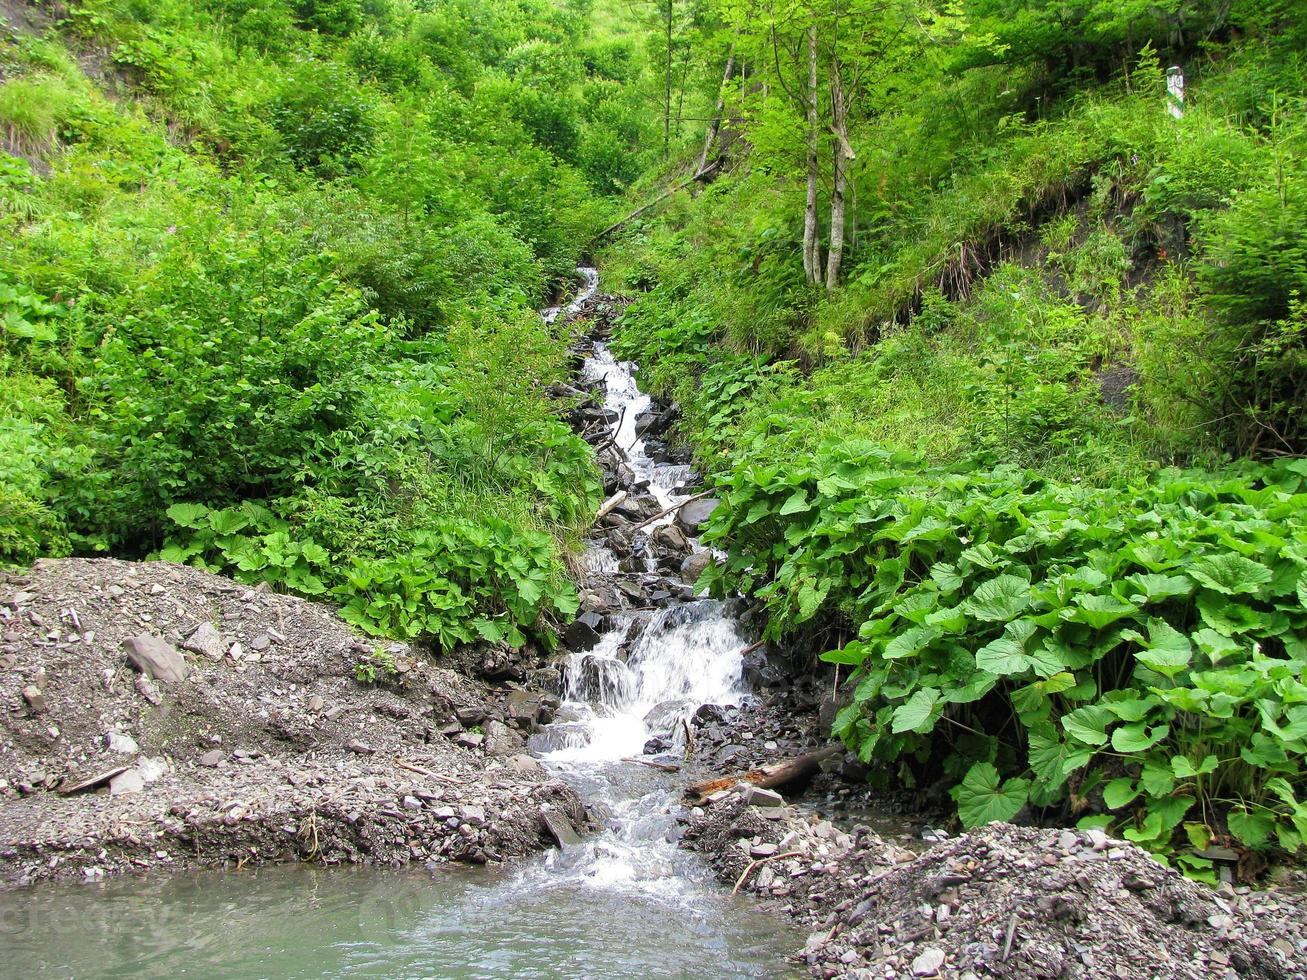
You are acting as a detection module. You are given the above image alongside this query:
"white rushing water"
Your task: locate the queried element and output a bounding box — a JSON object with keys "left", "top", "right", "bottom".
{"left": 524, "top": 267, "right": 754, "bottom": 902}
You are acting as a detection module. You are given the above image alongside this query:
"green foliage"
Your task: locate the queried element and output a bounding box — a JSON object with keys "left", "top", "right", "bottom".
{"left": 699, "top": 443, "right": 1307, "bottom": 859}
{"left": 0, "top": 0, "right": 626, "bottom": 649}
{"left": 355, "top": 646, "right": 398, "bottom": 685}
{"left": 269, "top": 62, "right": 378, "bottom": 174}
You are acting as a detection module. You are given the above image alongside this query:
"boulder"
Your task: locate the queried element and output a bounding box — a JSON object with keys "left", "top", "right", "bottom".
{"left": 182, "top": 621, "right": 226, "bottom": 660}
{"left": 123, "top": 634, "right": 189, "bottom": 685}
{"left": 562, "top": 612, "right": 605, "bottom": 651}
{"left": 680, "top": 552, "right": 713, "bottom": 586}
{"left": 651, "top": 524, "right": 689, "bottom": 554}
{"left": 741, "top": 647, "right": 784, "bottom": 688}
{"left": 675, "top": 497, "right": 720, "bottom": 533}
{"left": 483, "top": 720, "right": 525, "bottom": 757}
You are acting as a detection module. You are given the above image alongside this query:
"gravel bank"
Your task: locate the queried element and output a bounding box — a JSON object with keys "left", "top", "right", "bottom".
{"left": 0, "top": 558, "right": 585, "bottom": 887}
{"left": 682, "top": 793, "right": 1306, "bottom": 978}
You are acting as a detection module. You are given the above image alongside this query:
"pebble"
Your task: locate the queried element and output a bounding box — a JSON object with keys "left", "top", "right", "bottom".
{"left": 912, "top": 947, "right": 945, "bottom": 976}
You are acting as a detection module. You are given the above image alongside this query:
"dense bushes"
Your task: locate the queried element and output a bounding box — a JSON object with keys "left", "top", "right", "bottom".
{"left": 0, "top": 0, "right": 642, "bottom": 647}
{"left": 698, "top": 445, "right": 1307, "bottom": 870}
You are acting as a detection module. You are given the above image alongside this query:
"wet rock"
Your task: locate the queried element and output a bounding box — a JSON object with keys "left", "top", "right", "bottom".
{"left": 741, "top": 647, "right": 784, "bottom": 688}
{"left": 562, "top": 614, "right": 604, "bottom": 652}
{"left": 123, "top": 634, "right": 189, "bottom": 685}
{"left": 570, "top": 655, "right": 632, "bottom": 703}
{"left": 541, "top": 807, "right": 581, "bottom": 847}
{"left": 680, "top": 552, "right": 712, "bottom": 586}
{"left": 675, "top": 498, "right": 720, "bottom": 534}
{"left": 651, "top": 524, "right": 689, "bottom": 554}
{"left": 644, "top": 698, "right": 694, "bottom": 734}
{"left": 182, "top": 621, "right": 225, "bottom": 660}
{"left": 694, "top": 703, "right": 730, "bottom": 725}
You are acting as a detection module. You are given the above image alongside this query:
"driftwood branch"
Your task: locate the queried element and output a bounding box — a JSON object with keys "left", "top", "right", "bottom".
{"left": 627, "top": 491, "right": 711, "bottom": 535}
{"left": 394, "top": 757, "right": 463, "bottom": 786}
{"left": 684, "top": 744, "right": 842, "bottom": 802}
{"left": 732, "top": 851, "right": 805, "bottom": 895}
{"left": 622, "top": 757, "right": 681, "bottom": 773}
{"left": 592, "top": 160, "right": 722, "bottom": 243}
{"left": 595, "top": 490, "right": 629, "bottom": 522}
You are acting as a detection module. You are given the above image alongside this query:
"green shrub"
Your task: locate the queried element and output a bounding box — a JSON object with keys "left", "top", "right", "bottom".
{"left": 269, "top": 62, "right": 377, "bottom": 174}
{"left": 701, "top": 445, "right": 1307, "bottom": 870}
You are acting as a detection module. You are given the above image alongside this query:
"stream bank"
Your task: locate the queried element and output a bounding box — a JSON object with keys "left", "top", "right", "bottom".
{"left": 558, "top": 276, "right": 1307, "bottom": 979}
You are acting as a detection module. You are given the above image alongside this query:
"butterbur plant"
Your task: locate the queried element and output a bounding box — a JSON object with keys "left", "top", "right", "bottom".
{"left": 701, "top": 442, "right": 1307, "bottom": 872}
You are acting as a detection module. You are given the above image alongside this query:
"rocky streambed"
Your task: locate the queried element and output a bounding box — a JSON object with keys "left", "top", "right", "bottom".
{"left": 3, "top": 270, "right": 1306, "bottom": 980}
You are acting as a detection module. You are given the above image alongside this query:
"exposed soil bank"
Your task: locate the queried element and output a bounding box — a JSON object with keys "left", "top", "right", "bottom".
{"left": 0, "top": 558, "right": 584, "bottom": 887}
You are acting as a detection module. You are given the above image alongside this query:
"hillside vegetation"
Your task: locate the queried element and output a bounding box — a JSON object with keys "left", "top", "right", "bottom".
{"left": 598, "top": 1, "right": 1307, "bottom": 872}
{"left": 0, "top": 0, "right": 665, "bottom": 647}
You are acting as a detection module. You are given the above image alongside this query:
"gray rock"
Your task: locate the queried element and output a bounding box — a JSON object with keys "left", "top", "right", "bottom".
{"left": 198, "top": 749, "right": 226, "bottom": 767}
{"left": 674, "top": 498, "right": 719, "bottom": 534}
{"left": 455, "top": 732, "right": 484, "bottom": 750}
{"left": 541, "top": 807, "right": 581, "bottom": 846}
{"left": 123, "top": 635, "right": 189, "bottom": 685}
{"left": 460, "top": 805, "right": 487, "bottom": 827}
{"left": 455, "top": 706, "right": 487, "bottom": 726}
{"left": 680, "top": 552, "right": 712, "bottom": 585}
{"left": 182, "top": 621, "right": 226, "bottom": 660}
{"left": 652, "top": 524, "right": 689, "bottom": 553}
{"left": 912, "top": 947, "right": 946, "bottom": 976}
{"left": 105, "top": 731, "right": 139, "bottom": 754}
{"left": 483, "top": 720, "right": 524, "bottom": 757}
{"left": 109, "top": 768, "right": 145, "bottom": 796}
{"left": 503, "top": 754, "right": 544, "bottom": 775}
{"left": 743, "top": 785, "right": 785, "bottom": 808}
{"left": 136, "top": 756, "right": 167, "bottom": 783}
{"left": 749, "top": 842, "right": 778, "bottom": 858}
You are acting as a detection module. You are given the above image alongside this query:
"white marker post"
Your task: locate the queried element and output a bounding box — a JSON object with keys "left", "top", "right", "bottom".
{"left": 1166, "top": 66, "right": 1185, "bottom": 119}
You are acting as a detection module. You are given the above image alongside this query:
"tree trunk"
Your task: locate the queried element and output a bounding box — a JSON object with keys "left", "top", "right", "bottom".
{"left": 683, "top": 744, "right": 842, "bottom": 801}
{"left": 825, "top": 143, "right": 847, "bottom": 291}
{"left": 663, "top": 0, "right": 674, "bottom": 156}
{"left": 825, "top": 64, "right": 853, "bottom": 291}
{"left": 697, "top": 46, "right": 736, "bottom": 175}
{"left": 803, "top": 24, "right": 822, "bottom": 284}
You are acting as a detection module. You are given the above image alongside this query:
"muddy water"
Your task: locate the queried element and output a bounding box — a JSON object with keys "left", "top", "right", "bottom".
{"left": 1, "top": 269, "right": 803, "bottom": 978}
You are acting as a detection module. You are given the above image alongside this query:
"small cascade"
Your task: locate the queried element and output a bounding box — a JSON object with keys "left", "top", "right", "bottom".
{"left": 522, "top": 265, "right": 761, "bottom": 904}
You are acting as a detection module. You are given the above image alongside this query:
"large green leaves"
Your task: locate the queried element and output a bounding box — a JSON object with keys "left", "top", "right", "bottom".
{"left": 963, "top": 574, "right": 1032, "bottom": 622}
{"left": 891, "top": 687, "right": 942, "bottom": 734}
{"left": 1188, "top": 554, "right": 1274, "bottom": 595}
{"left": 953, "top": 762, "right": 1030, "bottom": 827}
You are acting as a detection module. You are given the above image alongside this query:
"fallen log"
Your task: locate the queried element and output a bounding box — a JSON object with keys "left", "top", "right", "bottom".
{"left": 595, "top": 490, "right": 628, "bottom": 522}
{"left": 626, "top": 491, "right": 711, "bottom": 534}
{"left": 683, "top": 744, "right": 842, "bottom": 802}
{"left": 622, "top": 756, "right": 681, "bottom": 773}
